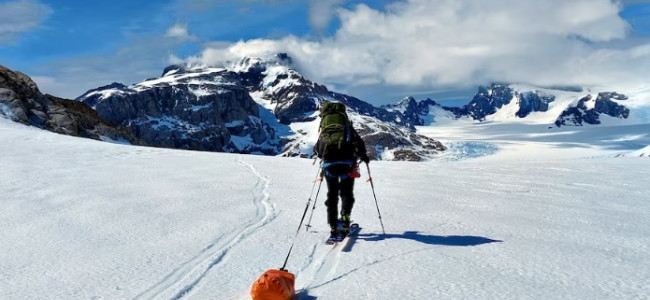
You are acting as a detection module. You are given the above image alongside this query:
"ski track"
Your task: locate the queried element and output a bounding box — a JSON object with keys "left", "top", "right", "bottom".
{"left": 298, "top": 241, "right": 341, "bottom": 293}
{"left": 297, "top": 232, "right": 360, "bottom": 297}
{"left": 134, "top": 157, "right": 277, "bottom": 300}
{"left": 305, "top": 246, "right": 437, "bottom": 292}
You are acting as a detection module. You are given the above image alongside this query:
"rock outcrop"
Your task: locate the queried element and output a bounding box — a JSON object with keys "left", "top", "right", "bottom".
{"left": 0, "top": 65, "right": 136, "bottom": 143}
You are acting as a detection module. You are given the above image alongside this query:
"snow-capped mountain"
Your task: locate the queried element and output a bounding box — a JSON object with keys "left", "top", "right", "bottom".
{"left": 390, "top": 83, "right": 644, "bottom": 127}
{"left": 381, "top": 97, "right": 440, "bottom": 128}
{"left": 234, "top": 55, "right": 446, "bottom": 160}
{"left": 77, "top": 54, "right": 446, "bottom": 161}
{"left": 0, "top": 65, "right": 136, "bottom": 143}
{"left": 77, "top": 66, "right": 281, "bottom": 155}
{"left": 554, "top": 92, "right": 629, "bottom": 126}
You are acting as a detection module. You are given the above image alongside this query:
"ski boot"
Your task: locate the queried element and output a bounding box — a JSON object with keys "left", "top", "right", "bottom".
{"left": 340, "top": 213, "right": 351, "bottom": 236}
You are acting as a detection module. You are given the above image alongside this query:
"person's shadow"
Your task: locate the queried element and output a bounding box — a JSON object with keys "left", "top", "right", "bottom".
{"left": 295, "top": 231, "right": 501, "bottom": 299}
{"left": 357, "top": 231, "right": 502, "bottom": 246}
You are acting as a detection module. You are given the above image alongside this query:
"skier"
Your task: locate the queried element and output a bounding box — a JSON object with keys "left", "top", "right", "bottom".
{"left": 314, "top": 101, "right": 370, "bottom": 239}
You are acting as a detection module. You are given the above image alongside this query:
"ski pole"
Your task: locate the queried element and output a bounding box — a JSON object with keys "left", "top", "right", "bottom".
{"left": 305, "top": 162, "right": 324, "bottom": 231}
{"left": 304, "top": 175, "right": 324, "bottom": 231}
{"left": 280, "top": 160, "right": 322, "bottom": 269}
{"left": 365, "top": 163, "right": 386, "bottom": 235}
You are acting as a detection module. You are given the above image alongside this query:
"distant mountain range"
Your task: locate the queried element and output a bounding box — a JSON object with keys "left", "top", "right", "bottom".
{"left": 75, "top": 54, "right": 447, "bottom": 161}
{"left": 382, "top": 83, "right": 631, "bottom": 127}
{"left": 0, "top": 54, "right": 639, "bottom": 161}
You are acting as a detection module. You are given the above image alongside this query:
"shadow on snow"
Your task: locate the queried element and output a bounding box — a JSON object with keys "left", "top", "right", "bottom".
{"left": 358, "top": 231, "right": 502, "bottom": 246}
{"left": 295, "top": 231, "right": 501, "bottom": 299}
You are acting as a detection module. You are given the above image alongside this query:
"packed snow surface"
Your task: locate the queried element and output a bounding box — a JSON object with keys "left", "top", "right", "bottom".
{"left": 1, "top": 117, "right": 649, "bottom": 299}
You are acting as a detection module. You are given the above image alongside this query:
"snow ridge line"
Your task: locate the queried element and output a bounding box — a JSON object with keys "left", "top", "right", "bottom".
{"left": 134, "top": 157, "right": 277, "bottom": 300}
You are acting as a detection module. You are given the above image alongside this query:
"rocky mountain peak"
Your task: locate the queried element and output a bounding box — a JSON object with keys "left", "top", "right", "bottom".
{"left": 75, "top": 55, "right": 446, "bottom": 161}
{"left": 555, "top": 92, "right": 630, "bottom": 126}
{"left": 0, "top": 65, "right": 137, "bottom": 143}
{"left": 397, "top": 83, "right": 634, "bottom": 128}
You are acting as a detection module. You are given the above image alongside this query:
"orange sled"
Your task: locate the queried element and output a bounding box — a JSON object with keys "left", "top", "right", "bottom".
{"left": 250, "top": 268, "right": 295, "bottom": 300}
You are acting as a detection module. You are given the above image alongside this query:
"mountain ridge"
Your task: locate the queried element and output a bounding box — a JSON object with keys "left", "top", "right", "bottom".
{"left": 71, "top": 54, "right": 650, "bottom": 159}
{"left": 387, "top": 83, "right": 634, "bottom": 127}
{"left": 3, "top": 54, "right": 646, "bottom": 161}
{"left": 77, "top": 54, "right": 447, "bottom": 161}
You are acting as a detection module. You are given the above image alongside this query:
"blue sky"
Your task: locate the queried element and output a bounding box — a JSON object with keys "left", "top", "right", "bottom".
{"left": 1, "top": 0, "right": 649, "bottom": 105}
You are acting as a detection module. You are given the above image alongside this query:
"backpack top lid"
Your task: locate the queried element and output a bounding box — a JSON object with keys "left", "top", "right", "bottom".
{"left": 319, "top": 101, "right": 347, "bottom": 117}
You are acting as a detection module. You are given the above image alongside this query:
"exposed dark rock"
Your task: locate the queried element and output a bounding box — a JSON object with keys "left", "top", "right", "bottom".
{"left": 354, "top": 115, "right": 446, "bottom": 161}
{"left": 0, "top": 65, "right": 136, "bottom": 143}
{"left": 465, "top": 83, "right": 515, "bottom": 120}
{"left": 555, "top": 92, "right": 630, "bottom": 126}
{"left": 45, "top": 94, "right": 137, "bottom": 142}
{"left": 78, "top": 67, "right": 280, "bottom": 154}
{"left": 381, "top": 97, "right": 440, "bottom": 127}
{"left": 516, "top": 91, "right": 555, "bottom": 118}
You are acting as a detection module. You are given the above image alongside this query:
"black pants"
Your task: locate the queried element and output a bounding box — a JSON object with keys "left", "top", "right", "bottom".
{"left": 325, "top": 175, "right": 355, "bottom": 228}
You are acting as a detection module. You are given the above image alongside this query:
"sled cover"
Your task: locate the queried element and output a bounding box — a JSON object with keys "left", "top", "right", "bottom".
{"left": 250, "top": 268, "right": 295, "bottom": 300}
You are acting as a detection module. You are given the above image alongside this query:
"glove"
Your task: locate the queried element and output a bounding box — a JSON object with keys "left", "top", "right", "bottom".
{"left": 360, "top": 154, "right": 370, "bottom": 164}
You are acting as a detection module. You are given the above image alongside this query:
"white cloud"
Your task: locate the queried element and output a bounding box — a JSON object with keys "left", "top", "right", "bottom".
{"left": 308, "top": 0, "right": 345, "bottom": 32}
{"left": 165, "top": 23, "right": 198, "bottom": 41}
{"left": 187, "top": 0, "right": 650, "bottom": 103}
{"left": 0, "top": 1, "right": 52, "bottom": 44}
{"left": 178, "top": 0, "right": 345, "bottom": 32}
{"left": 165, "top": 23, "right": 189, "bottom": 38}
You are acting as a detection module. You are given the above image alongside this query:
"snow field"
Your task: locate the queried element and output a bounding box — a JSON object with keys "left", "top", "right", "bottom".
{"left": 1, "top": 117, "right": 649, "bottom": 299}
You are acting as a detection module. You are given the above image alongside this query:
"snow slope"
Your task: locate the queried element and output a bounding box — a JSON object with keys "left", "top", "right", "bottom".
{"left": 622, "top": 144, "right": 650, "bottom": 157}
{"left": 1, "top": 117, "right": 649, "bottom": 299}
{"left": 418, "top": 120, "right": 650, "bottom": 161}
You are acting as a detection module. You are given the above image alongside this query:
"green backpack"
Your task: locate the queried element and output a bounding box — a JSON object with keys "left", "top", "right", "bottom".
{"left": 318, "top": 101, "right": 351, "bottom": 159}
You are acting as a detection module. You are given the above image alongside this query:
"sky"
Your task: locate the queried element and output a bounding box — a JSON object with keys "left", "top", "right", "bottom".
{"left": 1, "top": 0, "right": 650, "bottom": 105}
